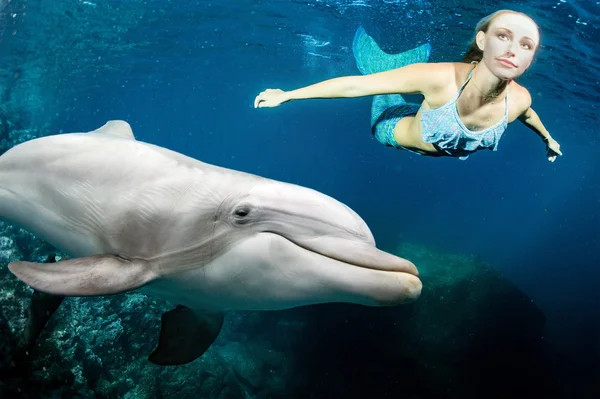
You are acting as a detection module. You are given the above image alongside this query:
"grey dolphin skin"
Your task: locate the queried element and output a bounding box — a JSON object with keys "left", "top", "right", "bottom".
{"left": 0, "top": 121, "right": 422, "bottom": 366}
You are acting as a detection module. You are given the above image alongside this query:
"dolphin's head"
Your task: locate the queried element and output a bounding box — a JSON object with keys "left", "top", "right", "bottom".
{"left": 217, "top": 181, "right": 374, "bottom": 248}
{"left": 197, "top": 179, "right": 421, "bottom": 309}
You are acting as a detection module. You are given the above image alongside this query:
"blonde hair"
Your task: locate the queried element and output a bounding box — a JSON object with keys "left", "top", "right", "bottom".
{"left": 462, "top": 10, "right": 540, "bottom": 63}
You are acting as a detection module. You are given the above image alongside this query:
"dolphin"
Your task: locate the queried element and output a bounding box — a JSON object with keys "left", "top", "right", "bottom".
{"left": 0, "top": 120, "right": 422, "bottom": 365}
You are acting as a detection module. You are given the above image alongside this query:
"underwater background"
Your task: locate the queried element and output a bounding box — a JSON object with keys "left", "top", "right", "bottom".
{"left": 0, "top": 0, "right": 598, "bottom": 398}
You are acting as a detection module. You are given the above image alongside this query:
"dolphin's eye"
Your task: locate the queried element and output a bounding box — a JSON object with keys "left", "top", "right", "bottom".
{"left": 235, "top": 208, "right": 250, "bottom": 218}
{"left": 232, "top": 204, "right": 253, "bottom": 224}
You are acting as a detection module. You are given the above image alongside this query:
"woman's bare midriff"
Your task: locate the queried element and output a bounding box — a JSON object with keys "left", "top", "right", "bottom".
{"left": 392, "top": 109, "right": 443, "bottom": 156}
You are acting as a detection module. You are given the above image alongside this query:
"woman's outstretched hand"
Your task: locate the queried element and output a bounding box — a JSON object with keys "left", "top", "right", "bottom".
{"left": 546, "top": 138, "right": 562, "bottom": 162}
{"left": 254, "top": 89, "right": 289, "bottom": 108}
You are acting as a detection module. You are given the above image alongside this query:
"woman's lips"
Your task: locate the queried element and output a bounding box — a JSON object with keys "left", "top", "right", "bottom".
{"left": 498, "top": 58, "right": 517, "bottom": 68}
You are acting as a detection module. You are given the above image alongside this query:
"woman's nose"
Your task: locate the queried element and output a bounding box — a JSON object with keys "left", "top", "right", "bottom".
{"left": 506, "top": 41, "right": 519, "bottom": 55}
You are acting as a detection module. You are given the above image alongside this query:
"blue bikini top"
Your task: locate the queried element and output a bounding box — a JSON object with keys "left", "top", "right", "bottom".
{"left": 420, "top": 63, "right": 509, "bottom": 160}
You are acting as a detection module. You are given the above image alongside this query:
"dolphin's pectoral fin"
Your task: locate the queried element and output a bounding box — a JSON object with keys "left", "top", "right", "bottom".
{"left": 8, "top": 254, "right": 158, "bottom": 296}
{"left": 15, "top": 290, "right": 65, "bottom": 358}
{"left": 148, "top": 305, "right": 224, "bottom": 366}
{"left": 89, "top": 120, "right": 135, "bottom": 140}
{"left": 14, "top": 255, "right": 65, "bottom": 362}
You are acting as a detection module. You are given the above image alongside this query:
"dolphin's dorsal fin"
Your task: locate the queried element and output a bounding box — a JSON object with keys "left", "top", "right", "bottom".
{"left": 8, "top": 254, "right": 157, "bottom": 296}
{"left": 90, "top": 120, "right": 136, "bottom": 140}
{"left": 148, "top": 305, "right": 224, "bottom": 366}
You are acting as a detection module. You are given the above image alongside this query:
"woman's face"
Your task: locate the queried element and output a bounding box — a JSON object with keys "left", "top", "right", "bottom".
{"left": 478, "top": 13, "right": 540, "bottom": 80}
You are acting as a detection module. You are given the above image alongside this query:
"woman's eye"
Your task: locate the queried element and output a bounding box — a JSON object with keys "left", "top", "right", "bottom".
{"left": 498, "top": 34, "right": 507, "bottom": 40}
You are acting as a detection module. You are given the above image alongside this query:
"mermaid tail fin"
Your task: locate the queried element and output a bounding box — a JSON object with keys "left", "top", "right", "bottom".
{"left": 352, "top": 26, "right": 431, "bottom": 75}
{"left": 351, "top": 27, "right": 430, "bottom": 128}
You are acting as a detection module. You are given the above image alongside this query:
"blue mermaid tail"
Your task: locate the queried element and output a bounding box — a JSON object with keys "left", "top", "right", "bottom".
{"left": 352, "top": 26, "right": 431, "bottom": 147}
{"left": 352, "top": 26, "right": 431, "bottom": 75}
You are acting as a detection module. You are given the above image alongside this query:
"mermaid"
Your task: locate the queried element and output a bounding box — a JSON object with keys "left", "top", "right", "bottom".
{"left": 254, "top": 10, "right": 562, "bottom": 162}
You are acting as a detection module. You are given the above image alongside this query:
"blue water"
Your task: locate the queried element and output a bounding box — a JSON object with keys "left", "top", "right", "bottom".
{"left": 1, "top": 0, "right": 598, "bottom": 383}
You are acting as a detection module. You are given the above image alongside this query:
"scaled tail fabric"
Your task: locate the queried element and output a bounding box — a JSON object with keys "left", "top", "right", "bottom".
{"left": 352, "top": 26, "right": 431, "bottom": 143}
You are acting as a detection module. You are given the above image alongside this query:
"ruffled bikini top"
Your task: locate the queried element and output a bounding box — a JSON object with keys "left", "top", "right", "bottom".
{"left": 420, "top": 63, "right": 509, "bottom": 160}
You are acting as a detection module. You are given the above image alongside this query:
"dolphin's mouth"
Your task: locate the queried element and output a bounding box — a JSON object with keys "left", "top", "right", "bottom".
{"left": 253, "top": 233, "right": 422, "bottom": 307}
{"left": 285, "top": 235, "right": 419, "bottom": 276}
{"left": 171, "top": 233, "right": 421, "bottom": 311}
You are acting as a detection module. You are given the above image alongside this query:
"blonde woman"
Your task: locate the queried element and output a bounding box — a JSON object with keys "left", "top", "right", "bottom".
{"left": 255, "top": 10, "right": 562, "bottom": 162}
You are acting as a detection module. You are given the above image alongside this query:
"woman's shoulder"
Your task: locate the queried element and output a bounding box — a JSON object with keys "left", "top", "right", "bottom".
{"left": 452, "top": 62, "right": 478, "bottom": 84}
{"left": 425, "top": 62, "right": 475, "bottom": 93}
{"left": 424, "top": 61, "right": 461, "bottom": 77}
{"left": 423, "top": 62, "right": 478, "bottom": 91}
{"left": 508, "top": 80, "right": 532, "bottom": 111}
{"left": 509, "top": 80, "right": 531, "bottom": 97}
{"left": 411, "top": 62, "right": 461, "bottom": 92}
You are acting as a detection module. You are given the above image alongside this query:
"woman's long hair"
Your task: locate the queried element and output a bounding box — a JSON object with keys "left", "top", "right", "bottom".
{"left": 462, "top": 10, "right": 540, "bottom": 63}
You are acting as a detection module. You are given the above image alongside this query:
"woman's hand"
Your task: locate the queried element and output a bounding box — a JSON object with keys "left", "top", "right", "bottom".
{"left": 254, "top": 89, "right": 289, "bottom": 108}
{"left": 545, "top": 137, "right": 562, "bottom": 162}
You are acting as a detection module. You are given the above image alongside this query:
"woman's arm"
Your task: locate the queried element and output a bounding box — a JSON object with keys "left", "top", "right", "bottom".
{"left": 254, "top": 62, "right": 452, "bottom": 108}
{"left": 518, "top": 106, "right": 553, "bottom": 143}
{"left": 517, "top": 94, "right": 563, "bottom": 162}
